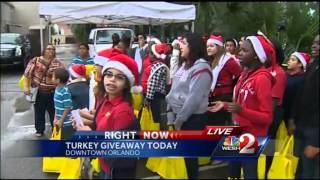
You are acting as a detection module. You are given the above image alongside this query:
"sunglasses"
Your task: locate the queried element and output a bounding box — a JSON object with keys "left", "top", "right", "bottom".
{"left": 46, "top": 48, "right": 56, "bottom": 51}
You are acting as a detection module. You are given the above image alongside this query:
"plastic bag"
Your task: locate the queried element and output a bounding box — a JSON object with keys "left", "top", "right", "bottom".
{"left": 58, "top": 158, "right": 81, "bottom": 179}
{"left": 267, "top": 135, "right": 299, "bottom": 179}
{"left": 140, "top": 106, "right": 160, "bottom": 130}
{"left": 42, "top": 127, "right": 66, "bottom": 173}
{"left": 276, "top": 120, "right": 289, "bottom": 152}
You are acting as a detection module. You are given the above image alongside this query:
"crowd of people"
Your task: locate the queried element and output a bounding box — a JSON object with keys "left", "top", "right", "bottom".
{"left": 22, "top": 31, "right": 319, "bottom": 179}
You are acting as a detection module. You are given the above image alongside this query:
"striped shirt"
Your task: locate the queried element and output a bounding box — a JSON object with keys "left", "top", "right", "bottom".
{"left": 24, "top": 56, "right": 65, "bottom": 92}
{"left": 54, "top": 86, "right": 73, "bottom": 125}
{"left": 71, "top": 56, "right": 94, "bottom": 65}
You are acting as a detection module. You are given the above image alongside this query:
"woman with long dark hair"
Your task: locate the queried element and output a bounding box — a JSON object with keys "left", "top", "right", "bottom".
{"left": 73, "top": 54, "right": 140, "bottom": 179}
{"left": 166, "top": 33, "right": 212, "bottom": 179}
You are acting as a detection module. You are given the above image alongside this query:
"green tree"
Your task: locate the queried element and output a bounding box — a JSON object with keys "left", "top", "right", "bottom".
{"left": 195, "top": 2, "right": 319, "bottom": 58}
{"left": 71, "top": 24, "right": 96, "bottom": 44}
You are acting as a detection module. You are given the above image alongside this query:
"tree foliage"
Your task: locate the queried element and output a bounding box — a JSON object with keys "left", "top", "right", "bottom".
{"left": 195, "top": 2, "right": 319, "bottom": 58}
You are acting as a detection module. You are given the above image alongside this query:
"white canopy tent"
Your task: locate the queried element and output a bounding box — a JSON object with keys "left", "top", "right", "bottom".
{"left": 38, "top": 2, "right": 196, "bottom": 51}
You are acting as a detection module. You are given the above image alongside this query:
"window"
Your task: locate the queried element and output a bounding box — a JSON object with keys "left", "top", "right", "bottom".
{"left": 95, "top": 30, "right": 133, "bottom": 44}
{"left": 0, "top": 34, "right": 22, "bottom": 44}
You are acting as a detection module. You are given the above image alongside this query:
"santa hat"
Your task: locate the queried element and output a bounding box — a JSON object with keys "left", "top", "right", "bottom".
{"left": 171, "top": 36, "right": 184, "bottom": 47}
{"left": 94, "top": 48, "right": 124, "bottom": 66}
{"left": 69, "top": 64, "right": 86, "bottom": 78}
{"left": 147, "top": 36, "right": 161, "bottom": 44}
{"left": 246, "top": 35, "right": 276, "bottom": 64}
{"left": 102, "top": 54, "right": 142, "bottom": 93}
{"left": 151, "top": 43, "right": 170, "bottom": 60}
{"left": 207, "top": 35, "right": 224, "bottom": 46}
{"left": 291, "top": 52, "right": 311, "bottom": 70}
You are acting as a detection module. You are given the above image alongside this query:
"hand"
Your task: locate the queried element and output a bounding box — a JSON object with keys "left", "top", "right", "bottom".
{"left": 71, "top": 116, "right": 77, "bottom": 129}
{"left": 227, "top": 103, "right": 242, "bottom": 113}
{"left": 174, "top": 120, "right": 183, "bottom": 130}
{"left": 287, "top": 119, "right": 296, "bottom": 135}
{"left": 23, "top": 87, "right": 30, "bottom": 95}
{"left": 304, "top": 145, "right": 320, "bottom": 159}
{"left": 54, "top": 119, "right": 62, "bottom": 128}
{"left": 208, "top": 101, "right": 224, "bottom": 112}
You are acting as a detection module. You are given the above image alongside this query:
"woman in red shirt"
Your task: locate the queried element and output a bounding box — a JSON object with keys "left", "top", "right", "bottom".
{"left": 209, "top": 35, "right": 274, "bottom": 179}
{"left": 206, "top": 35, "right": 242, "bottom": 126}
{"left": 73, "top": 54, "right": 140, "bottom": 179}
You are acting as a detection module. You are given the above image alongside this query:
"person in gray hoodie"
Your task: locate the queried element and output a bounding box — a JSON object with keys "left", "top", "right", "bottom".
{"left": 166, "top": 33, "right": 212, "bottom": 179}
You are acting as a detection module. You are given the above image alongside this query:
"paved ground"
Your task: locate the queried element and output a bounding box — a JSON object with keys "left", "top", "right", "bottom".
{"left": 0, "top": 44, "right": 228, "bottom": 179}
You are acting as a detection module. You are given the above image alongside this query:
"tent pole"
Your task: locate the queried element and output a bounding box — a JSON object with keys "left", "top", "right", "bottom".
{"left": 40, "top": 17, "right": 43, "bottom": 53}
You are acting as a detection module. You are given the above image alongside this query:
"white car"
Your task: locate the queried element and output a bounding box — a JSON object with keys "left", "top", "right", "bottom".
{"left": 88, "top": 27, "right": 138, "bottom": 57}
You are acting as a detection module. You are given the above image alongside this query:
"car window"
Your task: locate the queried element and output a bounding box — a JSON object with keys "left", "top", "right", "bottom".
{"left": 0, "top": 34, "right": 22, "bottom": 44}
{"left": 95, "top": 30, "right": 133, "bottom": 44}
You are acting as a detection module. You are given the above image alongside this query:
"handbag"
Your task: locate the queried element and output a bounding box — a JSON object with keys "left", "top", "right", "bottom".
{"left": 25, "top": 87, "right": 38, "bottom": 103}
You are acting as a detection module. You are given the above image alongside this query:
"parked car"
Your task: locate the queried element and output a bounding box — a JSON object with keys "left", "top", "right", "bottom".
{"left": 88, "top": 27, "right": 138, "bottom": 57}
{"left": 0, "top": 33, "right": 32, "bottom": 68}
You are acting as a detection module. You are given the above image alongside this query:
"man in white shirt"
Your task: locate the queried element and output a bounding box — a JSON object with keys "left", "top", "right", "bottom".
{"left": 129, "top": 34, "right": 148, "bottom": 75}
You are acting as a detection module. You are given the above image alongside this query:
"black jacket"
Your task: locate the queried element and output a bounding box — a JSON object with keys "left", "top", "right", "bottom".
{"left": 293, "top": 58, "right": 319, "bottom": 127}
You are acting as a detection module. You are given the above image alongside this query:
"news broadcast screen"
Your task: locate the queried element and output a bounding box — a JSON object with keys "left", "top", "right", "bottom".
{"left": 21, "top": 127, "right": 268, "bottom": 159}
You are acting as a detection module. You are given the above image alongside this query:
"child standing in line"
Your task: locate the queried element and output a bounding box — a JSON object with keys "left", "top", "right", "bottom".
{"left": 52, "top": 68, "right": 73, "bottom": 139}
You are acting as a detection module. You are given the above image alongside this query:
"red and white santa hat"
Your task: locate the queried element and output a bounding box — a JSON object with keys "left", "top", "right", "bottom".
{"left": 102, "top": 54, "right": 142, "bottom": 93}
{"left": 146, "top": 36, "right": 161, "bottom": 45}
{"left": 291, "top": 52, "right": 311, "bottom": 70}
{"left": 207, "top": 35, "right": 224, "bottom": 47}
{"left": 246, "top": 35, "right": 276, "bottom": 64}
{"left": 151, "top": 43, "right": 170, "bottom": 60}
{"left": 94, "top": 48, "right": 124, "bottom": 66}
{"left": 69, "top": 64, "right": 86, "bottom": 78}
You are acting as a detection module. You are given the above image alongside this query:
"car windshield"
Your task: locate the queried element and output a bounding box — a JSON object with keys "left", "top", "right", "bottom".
{"left": 95, "top": 30, "right": 132, "bottom": 44}
{"left": 0, "top": 34, "right": 22, "bottom": 44}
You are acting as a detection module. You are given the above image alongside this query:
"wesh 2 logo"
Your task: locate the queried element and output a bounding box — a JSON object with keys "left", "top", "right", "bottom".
{"left": 222, "top": 133, "right": 258, "bottom": 154}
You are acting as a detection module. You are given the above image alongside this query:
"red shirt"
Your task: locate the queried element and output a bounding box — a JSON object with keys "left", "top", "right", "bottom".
{"left": 268, "top": 64, "right": 287, "bottom": 106}
{"left": 212, "top": 58, "right": 242, "bottom": 96}
{"left": 141, "top": 55, "right": 152, "bottom": 93}
{"left": 231, "top": 67, "right": 274, "bottom": 136}
{"left": 96, "top": 96, "right": 135, "bottom": 173}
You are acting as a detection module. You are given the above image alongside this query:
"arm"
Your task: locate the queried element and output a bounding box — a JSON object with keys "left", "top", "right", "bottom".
{"left": 237, "top": 76, "right": 273, "bottom": 125}
{"left": 59, "top": 108, "right": 72, "bottom": 125}
{"left": 228, "top": 59, "right": 242, "bottom": 78}
{"left": 271, "top": 69, "right": 287, "bottom": 107}
{"left": 176, "top": 70, "right": 211, "bottom": 124}
{"left": 80, "top": 109, "right": 95, "bottom": 120}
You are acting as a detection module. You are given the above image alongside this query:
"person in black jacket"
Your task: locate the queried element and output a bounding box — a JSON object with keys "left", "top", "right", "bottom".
{"left": 289, "top": 34, "right": 319, "bottom": 179}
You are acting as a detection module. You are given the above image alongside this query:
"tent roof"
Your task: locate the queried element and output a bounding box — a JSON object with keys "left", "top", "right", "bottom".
{"left": 39, "top": 2, "right": 196, "bottom": 25}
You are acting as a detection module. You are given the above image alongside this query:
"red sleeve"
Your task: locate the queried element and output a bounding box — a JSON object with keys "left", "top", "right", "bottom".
{"left": 271, "top": 67, "right": 287, "bottom": 104}
{"left": 237, "top": 75, "right": 273, "bottom": 125}
{"left": 111, "top": 105, "right": 135, "bottom": 130}
{"left": 226, "top": 59, "right": 242, "bottom": 77}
